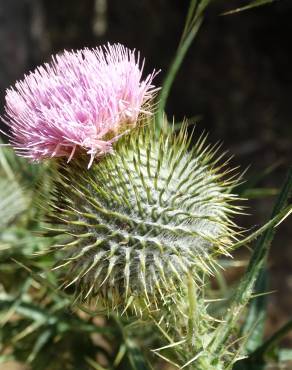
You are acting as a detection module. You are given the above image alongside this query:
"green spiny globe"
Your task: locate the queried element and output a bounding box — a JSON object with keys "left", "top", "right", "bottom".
{"left": 47, "top": 124, "right": 240, "bottom": 315}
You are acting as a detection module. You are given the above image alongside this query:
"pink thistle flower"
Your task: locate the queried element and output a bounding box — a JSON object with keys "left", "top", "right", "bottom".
{"left": 3, "top": 43, "right": 158, "bottom": 167}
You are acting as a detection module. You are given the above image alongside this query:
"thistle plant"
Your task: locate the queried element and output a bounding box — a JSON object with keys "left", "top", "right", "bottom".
{"left": 3, "top": 36, "right": 241, "bottom": 316}
{"left": 1, "top": 1, "right": 292, "bottom": 369}
{"left": 2, "top": 39, "right": 244, "bottom": 368}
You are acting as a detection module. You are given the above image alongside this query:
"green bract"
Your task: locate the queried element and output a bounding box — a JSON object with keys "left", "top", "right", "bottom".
{"left": 47, "top": 124, "right": 240, "bottom": 316}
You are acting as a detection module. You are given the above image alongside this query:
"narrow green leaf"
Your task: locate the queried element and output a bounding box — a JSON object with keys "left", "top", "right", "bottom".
{"left": 240, "top": 270, "right": 268, "bottom": 353}
{"left": 222, "top": 0, "right": 274, "bottom": 16}
{"left": 180, "top": 0, "right": 198, "bottom": 42}
{"left": 27, "top": 329, "right": 53, "bottom": 363}
{"left": 113, "top": 344, "right": 127, "bottom": 367}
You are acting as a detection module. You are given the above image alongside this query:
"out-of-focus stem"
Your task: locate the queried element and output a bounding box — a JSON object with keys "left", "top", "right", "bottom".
{"left": 155, "top": 17, "right": 203, "bottom": 133}
{"left": 187, "top": 271, "right": 197, "bottom": 341}
{"left": 155, "top": 0, "right": 210, "bottom": 134}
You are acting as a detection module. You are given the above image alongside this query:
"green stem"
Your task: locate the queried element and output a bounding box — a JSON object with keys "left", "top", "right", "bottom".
{"left": 180, "top": 0, "right": 199, "bottom": 44}
{"left": 155, "top": 1, "right": 209, "bottom": 133}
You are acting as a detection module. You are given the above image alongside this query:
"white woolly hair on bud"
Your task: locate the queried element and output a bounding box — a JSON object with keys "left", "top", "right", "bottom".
{"left": 46, "top": 122, "right": 242, "bottom": 316}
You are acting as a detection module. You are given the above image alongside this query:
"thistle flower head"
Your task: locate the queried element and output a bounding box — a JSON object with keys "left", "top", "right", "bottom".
{"left": 3, "top": 43, "right": 157, "bottom": 167}
{"left": 47, "top": 124, "right": 241, "bottom": 316}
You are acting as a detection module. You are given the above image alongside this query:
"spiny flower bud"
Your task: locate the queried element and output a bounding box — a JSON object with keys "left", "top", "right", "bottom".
{"left": 3, "top": 43, "right": 157, "bottom": 167}
{"left": 48, "top": 124, "right": 240, "bottom": 316}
